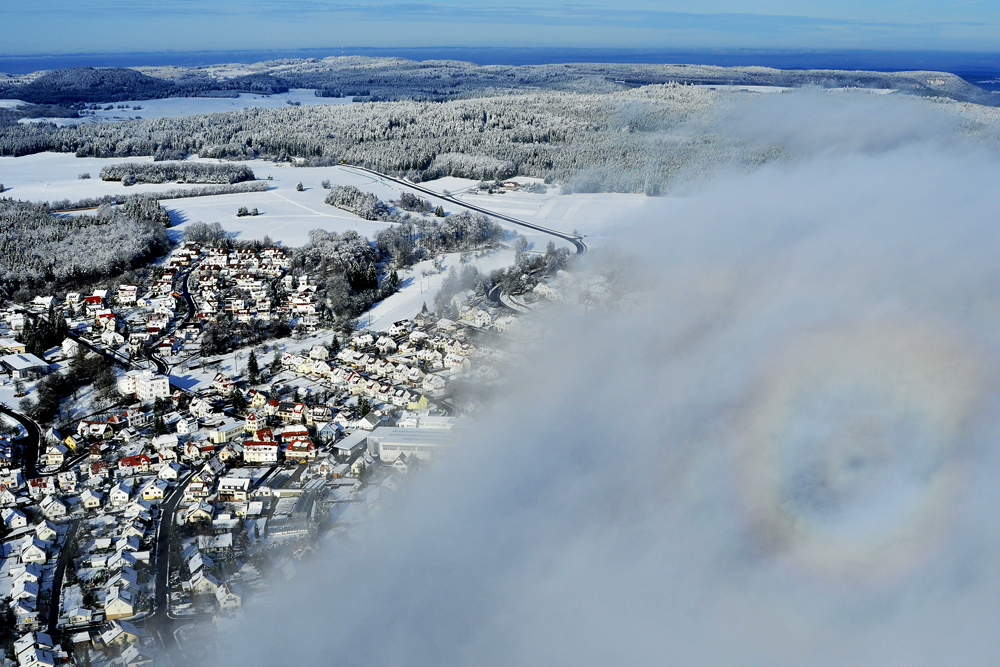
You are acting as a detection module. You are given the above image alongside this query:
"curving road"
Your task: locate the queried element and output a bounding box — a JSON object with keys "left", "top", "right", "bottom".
{"left": 343, "top": 165, "right": 588, "bottom": 256}
{"left": 0, "top": 404, "right": 40, "bottom": 479}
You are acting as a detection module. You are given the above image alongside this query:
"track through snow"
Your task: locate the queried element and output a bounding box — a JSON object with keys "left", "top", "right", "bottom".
{"left": 343, "top": 165, "right": 588, "bottom": 256}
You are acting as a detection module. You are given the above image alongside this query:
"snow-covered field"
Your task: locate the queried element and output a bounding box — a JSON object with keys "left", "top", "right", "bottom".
{"left": 7, "top": 89, "right": 352, "bottom": 126}
{"left": 0, "top": 153, "right": 656, "bottom": 252}
{"left": 0, "top": 151, "right": 663, "bottom": 333}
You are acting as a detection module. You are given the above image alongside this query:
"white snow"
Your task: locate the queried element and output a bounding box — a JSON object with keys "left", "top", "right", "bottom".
{"left": 0, "top": 154, "right": 655, "bottom": 253}
{"left": 362, "top": 249, "right": 515, "bottom": 332}
{"left": 9, "top": 89, "right": 352, "bottom": 126}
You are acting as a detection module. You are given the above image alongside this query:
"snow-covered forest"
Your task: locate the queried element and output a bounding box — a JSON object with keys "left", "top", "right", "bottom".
{"left": 99, "top": 161, "right": 256, "bottom": 184}
{"left": 0, "top": 199, "right": 170, "bottom": 298}
{"left": 0, "top": 67, "right": 287, "bottom": 105}
{"left": 324, "top": 185, "right": 389, "bottom": 220}
{"left": 0, "top": 84, "right": 747, "bottom": 193}
{"left": 292, "top": 229, "right": 385, "bottom": 318}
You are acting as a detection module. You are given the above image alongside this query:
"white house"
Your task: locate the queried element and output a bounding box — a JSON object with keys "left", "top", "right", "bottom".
{"left": 158, "top": 462, "right": 182, "bottom": 481}
{"left": 110, "top": 480, "right": 133, "bottom": 507}
{"left": 243, "top": 442, "right": 279, "bottom": 464}
{"left": 80, "top": 489, "right": 103, "bottom": 510}
{"left": 1, "top": 508, "right": 27, "bottom": 530}
{"left": 20, "top": 538, "right": 48, "bottom": 564}
{"left": 215, "top": 583, "right": 242, "bottom": 610}
{"left": 190, "top": 571, "right": 221, "bottom": 596}
{"left": 38, "top": 495, "right": 66, "bottom": 520}
{"left": 104, "top": 586, "right": 135, "bottom": 620}
{"left": 140, "top": 478, "right": 169, "bottom": 503}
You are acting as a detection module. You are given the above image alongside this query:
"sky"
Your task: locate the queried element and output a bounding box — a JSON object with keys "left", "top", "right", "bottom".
{"left": 5, "top": 1, "right": 1000, "bottom": 57}
{"left": 211, "top": 91, "right": 1000, "bottom": 667}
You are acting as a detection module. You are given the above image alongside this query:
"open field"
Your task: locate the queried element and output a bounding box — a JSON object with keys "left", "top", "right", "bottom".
{"left": 0, "top": 153, "right": 656, "bottom": 252}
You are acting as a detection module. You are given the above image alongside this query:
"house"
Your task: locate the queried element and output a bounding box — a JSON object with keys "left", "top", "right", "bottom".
{"left": 308, "top": 405, "right": 332, "bottom": 424}
{"left": 212, "top": 373, "right": 237, "bottom": 396}
{"left": 208, "top": 419, "right": 244, "bottom": 444}
{"left": 218, "top": 442, "right": 243, "bottom": 463}
{"left": 284, "top": 440, "right": 315, "bottom": 462}
{"left": 243, "top": 411, "right": 265, "bottom": 433}
{"left": 475, "top": 309, "right": 494, "bottom": 328}
{"left": 42, "top": 444, "right": 66, "bottom": 467}
{"left": 117, "top": 370, "right": 169, "bottom": 402}
{"left": 423, "top": 374, "right": 447, "bottom": 392}
{"left": 34, "top": 521, "right": 57, "bottom": 542}
{"left": 189, "top": 397, "right": 216, "bottom": 419}
{"left": 176, "top": 417, "right": 198, "bottom": 435}
{"left": 280, "top": 425, "right": 309, "bottom": 442}
{"left": 218, "top": 477, "right": 251, "bottom": 502}
{"left": 39, "top": 495, "right": 67, "bottom": 520}
{"left": 190, "top": 571, "right": 221, "bottom": 596}
{"left": 309, "top": 344, "right": 329, "bottom": 360}
{"left": 215, "top": 583, "right": 242, "bottom": 610}
{"left": 60, "top": 338, "right": 79, "bottom": 357}
{"left": 243, "top": 441, "right": 279, "bottom": 464}
{"left": 247, "top": 390, "right": 268, "bottom": 409}
{"left": 389, "top": 320, "right": 412, "bottom": 336}
{"left": 27, "top": 477, "right": 56, "bottom": 498}
{"left": 186, "top": 502, "right": 214, "bottom": 524}
{"left": 158, "top": 462, "right": 182, "bottom": 481}
{"left": 20, "top": 538, "right": 47, "bottom": 564}
{"left": 110, "top": 480, "right": 134, "bottom": 507}
{"left": 188, "top": 552, "right": 213, "bottom": 574}
{"left": 122, "top": 645, "right": 154, "bottom": 666}
{"left": 103, "top": 586, "right": 135, "bottom": 620}
{"left": 2, "top": 508, "right": 27, "bottom": 530}
{"left": 118, "top": 455, "right": 150, "bottom": 476}
{"left": 376, "top": 336, "right": 397, "bottom": 354}
{"left": 184, "top": 440, "right": 214, "bottom": 460}
{"left": 80, "top": 489, "right": 103, "bottom": 510}
{"left": 152, "top": 434, "right": 178, "bottom": 451}
{"left": 0, "top": 486, "right": 18, "bottom": 508}
{"left": 98, "top": 620, "right": 145, "bottom": 647}
{"left": 140, "top": 479, "right": 169, "bottom": 503}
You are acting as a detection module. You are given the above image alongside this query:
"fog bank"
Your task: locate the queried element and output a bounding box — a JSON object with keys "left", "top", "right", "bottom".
{"left": 218, "top": 92, "right": 1000, "bottom": 667}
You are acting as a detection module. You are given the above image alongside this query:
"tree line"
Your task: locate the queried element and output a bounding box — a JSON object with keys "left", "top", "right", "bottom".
{"left": 99, "top": 162, "right": 256, "bottom": 185}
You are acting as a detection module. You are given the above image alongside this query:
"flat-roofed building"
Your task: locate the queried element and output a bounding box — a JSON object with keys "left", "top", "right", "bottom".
{"left": 0, "top": 354, "right": 49, "bottom": 379}
{"left": 367, "top": 426, "right": 465, "bottom": 462}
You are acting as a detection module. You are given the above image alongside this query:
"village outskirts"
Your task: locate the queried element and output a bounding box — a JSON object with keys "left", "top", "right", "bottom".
{"left": 0, "top": 228, "right": 611, "bottom": 667}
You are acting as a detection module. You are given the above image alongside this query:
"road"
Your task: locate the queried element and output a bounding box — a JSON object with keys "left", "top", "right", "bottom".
{"left": 342, "top": 165, "right": 588, "bottom": 256}
{"left": 0, "top": 404, "right": 41, "bottom": 479}
{"left": 143, "top": 470, "right": 195, "bottom": 655}
{"left": 46, "top": 518, "right": 81, "bottom": 636}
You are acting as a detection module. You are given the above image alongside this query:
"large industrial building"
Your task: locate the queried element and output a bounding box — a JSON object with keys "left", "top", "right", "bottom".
{"left": 366, "top": 426, "right": 465, "bottom": 462}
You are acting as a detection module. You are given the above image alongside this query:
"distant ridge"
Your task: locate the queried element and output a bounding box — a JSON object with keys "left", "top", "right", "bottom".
{"left": 1, "top": 57, "right": 997, "bottom": 106}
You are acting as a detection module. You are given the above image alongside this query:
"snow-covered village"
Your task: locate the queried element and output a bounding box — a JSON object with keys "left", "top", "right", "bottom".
{"left": 7, "top": 21, "right": 1000, "bottom": 665}
{"left": 0, "top": 142, "right": 629, "bottom": 666}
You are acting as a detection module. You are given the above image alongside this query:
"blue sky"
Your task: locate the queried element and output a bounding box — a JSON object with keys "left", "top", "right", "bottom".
{"left": 5, "top": 1, "right": 1000, "bottom": 56}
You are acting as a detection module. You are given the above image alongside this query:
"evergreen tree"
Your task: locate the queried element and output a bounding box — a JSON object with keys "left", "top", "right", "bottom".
{"left": 246, "top": 349, "right": 259, "bottom": 382}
